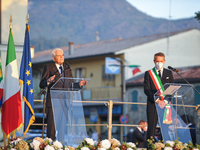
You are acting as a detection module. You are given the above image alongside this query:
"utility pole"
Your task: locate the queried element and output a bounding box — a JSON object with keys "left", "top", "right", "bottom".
{"left": 167, "top": 0, "right": 171, "bottom": 55}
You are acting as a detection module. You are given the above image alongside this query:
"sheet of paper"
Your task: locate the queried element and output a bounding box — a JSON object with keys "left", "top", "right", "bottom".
{"left": 162, "top": 85, "right": 181, "bottom": 95}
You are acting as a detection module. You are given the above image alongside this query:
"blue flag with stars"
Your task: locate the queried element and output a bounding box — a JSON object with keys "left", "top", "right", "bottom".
{"left": 19, "top": 23, "right": 35, "bottom": 135}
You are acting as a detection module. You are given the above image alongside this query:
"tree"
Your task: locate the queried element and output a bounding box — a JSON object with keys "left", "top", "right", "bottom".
{"left": 195, "top": 11, "right": 200, "bottom": 22}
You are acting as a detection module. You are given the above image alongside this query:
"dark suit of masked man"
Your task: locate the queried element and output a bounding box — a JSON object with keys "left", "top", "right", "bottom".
{"left": 144, "top": 52, "right": 174, "bottom": 143}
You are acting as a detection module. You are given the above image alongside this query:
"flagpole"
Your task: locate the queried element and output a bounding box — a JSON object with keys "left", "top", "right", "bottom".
{"left": 11, "top": 15, "right": 16, "bottom": 140}
{"left": 19, "top": 13, "right": 35, "bottom": 136}
{"left": 19, "top": 13, "right": 29, "bottom": 99}
{"left": 3, "top": 15, "right": 12, "bottom": 148}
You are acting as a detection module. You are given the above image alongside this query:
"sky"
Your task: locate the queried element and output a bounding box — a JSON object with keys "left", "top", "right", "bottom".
{"left": 126, "top": 0, "right": 200, "bottom": 20}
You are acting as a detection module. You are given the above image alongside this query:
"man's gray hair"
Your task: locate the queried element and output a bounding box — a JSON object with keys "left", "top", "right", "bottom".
{"left": 52, "top": 48, "right": 64, "bottom": 57}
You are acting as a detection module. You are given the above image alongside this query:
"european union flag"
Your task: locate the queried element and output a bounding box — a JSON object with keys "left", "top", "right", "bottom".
{"left": 19, "top": 23, "right": 35, "bottom": 135}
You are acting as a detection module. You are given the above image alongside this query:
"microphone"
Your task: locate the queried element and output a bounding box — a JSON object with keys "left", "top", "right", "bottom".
{"left": 65, "top": 63, "right": 71, "bottom": 71}
{"left": 168, "top": 66, "right": 178, "bottom": 72}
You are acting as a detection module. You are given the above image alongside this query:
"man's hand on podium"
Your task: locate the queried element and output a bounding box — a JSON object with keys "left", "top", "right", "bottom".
{"left": 156, "top": 100, "right": 166, "bottom": 109}
{"left": 47, "top": 75, "right": 56, "bottom": 85}
{"left": 79, "top": 79, "right": 87, "bottom": 87}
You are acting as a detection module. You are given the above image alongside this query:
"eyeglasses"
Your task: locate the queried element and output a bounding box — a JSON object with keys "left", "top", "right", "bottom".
{"left": 155, "top": 61, "right": 164, "bottom": 63}
{"left": 55, "top": 54, "right": 64, "bottom": 57}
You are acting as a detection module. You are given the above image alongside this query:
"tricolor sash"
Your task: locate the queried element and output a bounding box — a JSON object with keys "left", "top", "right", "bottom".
{"left": 148, "top": 68, "right": 172, "bottom": 124}
{"left": 148, "top": 68, "right": 165, "bottom": 100}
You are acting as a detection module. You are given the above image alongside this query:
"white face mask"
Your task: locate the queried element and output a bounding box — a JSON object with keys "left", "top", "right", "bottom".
{"left": 155, "top": 62, "right": 163, "bottom": 70}
{"left": 130, "top": 129, "right": 134, "bottom": 132}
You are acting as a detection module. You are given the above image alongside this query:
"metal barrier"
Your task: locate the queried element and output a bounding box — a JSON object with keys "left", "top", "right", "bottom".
{"left": 32, "top": 99, "right": 197, "bottom": 141}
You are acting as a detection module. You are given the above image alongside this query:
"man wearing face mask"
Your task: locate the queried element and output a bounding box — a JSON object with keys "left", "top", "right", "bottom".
{"left": 132, "top": 120, "right": 147, "bottom": 148}
{"left": 126, "top": 127, "right": 134, "bottom": 142}
{"left": 144, "top": 52, "right": 174, "bottom": 143}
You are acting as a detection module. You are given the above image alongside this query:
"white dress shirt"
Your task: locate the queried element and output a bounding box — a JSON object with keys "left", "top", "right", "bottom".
{"left": 55, "top": 63, "right": 63, "bottom": 74}
{"left": 155, "top": 67, "right": 163, "bottom": 77}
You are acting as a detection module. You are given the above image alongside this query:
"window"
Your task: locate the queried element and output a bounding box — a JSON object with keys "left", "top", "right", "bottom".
{"left": 195, "top": 86, "right": 200, "bottom": 105}
{"left": 72, "top": 68, "right": 86, "bottom": 78}
{"left": 76, "top": 68, "right": 83, "bottom": 78}
{"left": 102, "top": 65, "right": 115, "bottom": 86}
{"left": 132, "top": 90, "right": 138, "bottom": 111}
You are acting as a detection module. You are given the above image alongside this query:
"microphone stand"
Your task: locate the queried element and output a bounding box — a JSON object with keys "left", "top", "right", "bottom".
{"left": 38, "top": 89, "right": 46, "bottom": 139}
{"left": 175, "top": 71, "right": 200, "bottom": 95}
{"left": 38, "top": 83, "right": 48, "bottom": 138}
{"left": 38, "top": 70, "right": 63, "bottom": 138}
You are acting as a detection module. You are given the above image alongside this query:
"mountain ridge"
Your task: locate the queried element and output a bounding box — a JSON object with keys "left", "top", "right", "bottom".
{"left": 28, "top": 0, "right": 200, "bottom": 52}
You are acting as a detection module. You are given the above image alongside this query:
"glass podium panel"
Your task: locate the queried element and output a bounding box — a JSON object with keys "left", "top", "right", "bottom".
{"left": 154, "top": 83, "right": 193, "bottom": 143}
{"left": 50, "top": 77, "right": 89, "bottom": 147}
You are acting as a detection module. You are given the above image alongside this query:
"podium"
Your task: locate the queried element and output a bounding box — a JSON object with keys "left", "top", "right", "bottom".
{"left": 154, "top": 83, "right": 193, "bottom": 143}
{"left": 50, "top": 77, "right": 89, "bottom": 147}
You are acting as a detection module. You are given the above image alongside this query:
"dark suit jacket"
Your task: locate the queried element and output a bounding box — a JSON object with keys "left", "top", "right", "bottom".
{"left": 132, "top": 128, "right": 147, "bottom": 148}
{"left": 39, "top": 63, "right": 76, "bottom": 140}
{"left": 144, "top": 68, "right": 174, "bottom": 112}
{"left": 189, "top": 124, "right": 196, "bottom": 145}
{"left": 39, "top": 63, "right": 73, "bottom": 108}
{"left": 126, "top": 132, "right": 133, "bottom": 142}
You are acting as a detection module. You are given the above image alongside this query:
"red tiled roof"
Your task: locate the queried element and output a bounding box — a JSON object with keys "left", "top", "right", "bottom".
{"left": 173, "top": 67, "right": 200, "bottom": 80}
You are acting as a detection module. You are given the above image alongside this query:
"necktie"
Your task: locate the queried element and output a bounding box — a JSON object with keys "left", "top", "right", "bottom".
{"left": 59, "top": 66, "right": 63, "bottom": 73}
{"left": 158, "top": 70, "right": 161, "bottom": 78}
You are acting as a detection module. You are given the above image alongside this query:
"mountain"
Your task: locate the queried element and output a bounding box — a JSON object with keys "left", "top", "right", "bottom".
{"left": 28, "top": 0, "right": 200, "bottom": 52}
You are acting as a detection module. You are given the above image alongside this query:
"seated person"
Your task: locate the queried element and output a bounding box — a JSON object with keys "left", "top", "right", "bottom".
{"left": 132, "top": 120, "right": 147, "bottom": 148}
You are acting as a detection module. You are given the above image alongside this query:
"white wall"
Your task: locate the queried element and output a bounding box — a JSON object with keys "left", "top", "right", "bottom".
{"left": 116, "top": 29, "right": 200, "bottom": 80}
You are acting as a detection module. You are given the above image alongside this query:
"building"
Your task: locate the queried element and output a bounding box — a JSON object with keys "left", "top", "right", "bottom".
{"left": 116, "top": 28, "right": 200, "bottom": 79}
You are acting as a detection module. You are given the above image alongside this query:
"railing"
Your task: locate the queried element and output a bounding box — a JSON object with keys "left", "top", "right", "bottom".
{"left": 31, "top": 99, "right": 197, "bottom": 141}
{"left": 0, "top": 97, "right": 198, "bottom": 148}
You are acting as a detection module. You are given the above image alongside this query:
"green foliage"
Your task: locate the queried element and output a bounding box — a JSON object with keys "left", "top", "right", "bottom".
{"left": 147, "top": 138, "right": 200, "bottom": 150}
{"left": 195, "top": 11, "right": 200, "bottom": 22}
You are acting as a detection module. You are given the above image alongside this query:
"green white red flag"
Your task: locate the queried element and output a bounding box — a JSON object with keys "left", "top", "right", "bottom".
{"left": 129, "top": 65, "right": 141, "bottom": 76}
{"left": 1, "top": 26, "right": 23, "bottom": 138}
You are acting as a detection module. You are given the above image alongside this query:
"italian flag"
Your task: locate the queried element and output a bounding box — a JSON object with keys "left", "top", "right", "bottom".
{"left": 1, "top": 27, "right": 23, "bottom": 138}
{"left": 129, "top": 65, "right": 141, "bottom": 76}
{"left": 0, "top": 60, "right": 3, "bottom": 110}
